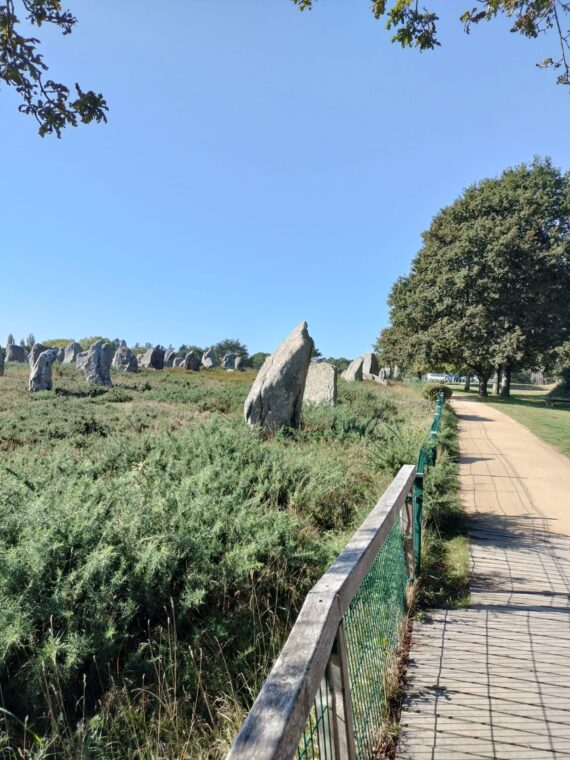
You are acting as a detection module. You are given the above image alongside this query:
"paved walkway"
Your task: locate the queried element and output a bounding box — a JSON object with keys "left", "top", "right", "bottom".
{"left": 397, "top": 397, "right": 570, "bottom": 760}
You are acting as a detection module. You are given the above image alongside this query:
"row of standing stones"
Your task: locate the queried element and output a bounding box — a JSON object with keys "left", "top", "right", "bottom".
{"left": 0, "top": 340, "right": 247, "bottom": 391}
{"left": 1, "top": 325, "right": 396, "bottom": 433}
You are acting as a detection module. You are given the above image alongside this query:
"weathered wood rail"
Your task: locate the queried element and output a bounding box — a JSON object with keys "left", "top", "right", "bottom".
{"left": 227, "top": 464, "right": 417, "bottom": 760}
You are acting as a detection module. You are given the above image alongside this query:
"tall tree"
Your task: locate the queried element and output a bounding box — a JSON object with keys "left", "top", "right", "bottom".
{"left": 212, "top": 338, "right": 248, "bottom": 361}
{"left": 378, "top": 158, "right": 570, "bottom": 396}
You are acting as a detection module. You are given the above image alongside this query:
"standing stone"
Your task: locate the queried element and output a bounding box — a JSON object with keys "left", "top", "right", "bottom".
{"left": 378, "top": 368, "right": 388, "bottom": 385}
{"left": 173, "top": 358, "right": 184, "bottom": 367}
{"left": 0, "top": 351, "right": 4, "bottom": 377}
{"left": 392, "top": 365, "right": 402, "bottom": 381}
{"left": 6, "top": 344, "right": 27, "bottom": 363}
{"left": 29, "top": 343, "right": 50, "bottom": 368}
{"left": 164, "top": 349, "right": 177, "bottom": 368}
{"left": 202, "top": 348, "right": 218, "bottom": 368}
{"left": 303, "top": 362, "right": 337, "bottom": 406}
{"left": 341, "top": 356, "right": 364, "bottom": 382}
{"left": 113, "top": 344, "right": 138, "bottom": 373}
{"left": 29, "top": 348, "right": 58, "bottom": 392}
{"left": 63, "top": 341, "right": 83, "bottom": 364}
{"left": 222, "top": 352, "right": 237, "bottom": 370}
{"left": 56, "top": 346, "right": 65, "bottom": 363}
{"left": 244, "top": 321, "right": 314, "bottom": 431}
{"left": 139, "top": 346, "right": 165, "bottom": 369}
{"left": 83, "top": 341, "right": 113, "bottom": 386}
{"left": 362, "top": 352, "right": 379, "bottom": 378}
{"left": 183, "top": 351, "right": 201, "bottom": 371}
{"left": 235, "top": 356, "right": 245, "bottom": 371}
{"left": 76, "top": 351, "right": 88, "bottom": 371}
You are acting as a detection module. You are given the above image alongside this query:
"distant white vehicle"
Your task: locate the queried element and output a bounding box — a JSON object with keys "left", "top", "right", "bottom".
{"left": 426, "top": 373, "right": 447, "bottom": 382}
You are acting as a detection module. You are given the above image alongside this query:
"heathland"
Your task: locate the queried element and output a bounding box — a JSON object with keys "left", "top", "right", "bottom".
{"left": 0, "top": 363, "right": 437, "bottom": 758}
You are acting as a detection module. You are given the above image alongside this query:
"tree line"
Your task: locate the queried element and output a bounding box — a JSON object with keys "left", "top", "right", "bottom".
{"left": 376, "top": 157, "right": 570, "bottom": 397}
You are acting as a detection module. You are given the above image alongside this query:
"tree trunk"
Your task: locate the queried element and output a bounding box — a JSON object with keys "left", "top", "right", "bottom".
{"left": 479, "top": 375, "right": 489, "bottom": 397}
{"left": 492, "top": 364, "right": 502, "bottom": 395}
{"left": 500, "top": 364, "right": 511, "bottom": 397}
{"left": 463, "top": 375, "right": 470, "bottom": 392}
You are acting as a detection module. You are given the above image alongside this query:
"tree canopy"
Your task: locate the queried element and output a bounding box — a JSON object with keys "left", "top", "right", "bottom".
{"left": 1, "top": 0, "right": 107, "bottom": 137}
{"left": 2, "top": 1, "right": 569, "bottom": 136}
{"left": 376, "top": 158, "right": 570, "bottom": 395}
{"left": 295, "top": 1, "right": 570, "bottom": 86}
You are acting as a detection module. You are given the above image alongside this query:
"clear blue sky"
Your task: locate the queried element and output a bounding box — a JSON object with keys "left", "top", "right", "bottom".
{"left": 1, "top": 1, "right": 568, "bottom": 357}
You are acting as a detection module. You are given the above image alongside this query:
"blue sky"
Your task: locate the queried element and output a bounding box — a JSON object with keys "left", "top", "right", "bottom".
{"left": 1, "top": 1, "right": 568, "bottom": 357}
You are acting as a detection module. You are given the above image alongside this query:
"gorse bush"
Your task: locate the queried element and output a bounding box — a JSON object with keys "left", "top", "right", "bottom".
{"left": 421, "top": 383, "right": 453, "bottom": 401}
{"left": 0, "top": 364, "right": 434, "bottom": 757}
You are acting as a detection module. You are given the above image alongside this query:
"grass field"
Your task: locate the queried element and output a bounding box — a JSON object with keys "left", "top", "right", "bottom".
{"left": 452, "top": 384, "right": 570, "bottom": 459}
{"left": 0, "top": 362, "right": 436, "bottom": 758}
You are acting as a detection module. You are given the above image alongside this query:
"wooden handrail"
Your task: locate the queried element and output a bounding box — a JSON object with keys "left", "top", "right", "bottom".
{"left": 227, "top": 464, "right": 416, "bottom": 760}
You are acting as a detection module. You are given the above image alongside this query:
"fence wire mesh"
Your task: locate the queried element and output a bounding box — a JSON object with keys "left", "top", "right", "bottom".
{"left": 343, "top": 516, "right": 408, "bottom": 758}
{"left": 296, "top": 516, "right": 408, "bottom": 760}
{"left": 296, "top": 677, "right": 336, "bottom": 759}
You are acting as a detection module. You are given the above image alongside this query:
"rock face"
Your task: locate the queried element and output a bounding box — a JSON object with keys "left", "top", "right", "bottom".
{"left": 29, "top": 348, "right": 58, "bottom": 392}
{"left": 56, "top": 346, "right": 65, "bottom": 363}
{"left": 244, "top": 321, "right": 314, "bottom": 431}
{"left": 303, "top": 362, "right": 337, "bottom": 406}
{"left": 183, "top": 351, "right": 201, "bottom": 371}
{"left": 164, "top": 349, "right": 177, "bottom": 368}
{"left": 139, "top": 346, "right": 165, "bottom": 369}
{"left": 6, "top": 344, "right": 27, "bottom": 363}
{"left": 29, "top": 343, "right": 50, "bottom": 367}
{"left": 362, "top": 352, "right": 379, "bottom": 377}
{"left": 76, "top": 351, "right": 88, "bottom": 371}
{"left": 235, "top": 356, "right": 245, "bottom": 371}
{"left": 202, "top": 348, "right": 218, "bottom": 369}
{"left": 63, "top": 341, "right": 83, "bottom": 364}
{"left": 0, "top": 351, "right": 4, "bottom": 377}
{"left": 341, "top": 356, "right": 364, "bottom": 382}
{"left": 113, "top": 344, "right": 138, "bottom": 373}
{"left": 83, "top": 341, "right": 113, "bottom": 386}
{"left": 222, "top": 352, "right": 237, "bottom": 370}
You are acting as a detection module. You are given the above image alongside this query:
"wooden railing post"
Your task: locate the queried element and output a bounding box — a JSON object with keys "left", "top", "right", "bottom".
{"left": 327, "top": 621, "right": 356, "bottom": 760}
{"left": 402, "top": 494, "right": 415, "bottom": 580}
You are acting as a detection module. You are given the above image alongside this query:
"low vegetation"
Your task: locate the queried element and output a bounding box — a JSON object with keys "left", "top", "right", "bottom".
{"left": 420, "top": 407, "right": 470, "bottom": 609}
{"left": 0, "top": 364, "right": 434, "bottom": 758}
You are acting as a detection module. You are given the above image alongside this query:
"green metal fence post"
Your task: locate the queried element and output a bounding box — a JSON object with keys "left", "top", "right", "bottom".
{"left": 413, "top": 448, "right": 427, "bottom": 577}
{"left": 413, "top": 392, "right": 446, "bottom": 575}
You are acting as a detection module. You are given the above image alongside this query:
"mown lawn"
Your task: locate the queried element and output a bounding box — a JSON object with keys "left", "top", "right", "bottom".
{"left": 0, "top": 362, "right": 434, "bottom": 758}
{"left": 453, "top": 385, "right": 570, "bottom": 460}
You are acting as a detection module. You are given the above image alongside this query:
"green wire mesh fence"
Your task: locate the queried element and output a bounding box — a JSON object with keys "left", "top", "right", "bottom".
{"left": 296, "top": 518, "right": 408, "bottom": 760}
{"left": 343, "top": 517, "right": 408, "bottom": 758}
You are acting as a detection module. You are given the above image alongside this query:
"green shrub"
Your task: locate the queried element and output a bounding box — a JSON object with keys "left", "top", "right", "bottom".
{"left": 421, "top": 383, "right": 453, "bottom": 401}
{"left": 0, "top": 364, "right": 436, "bottom": 757}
